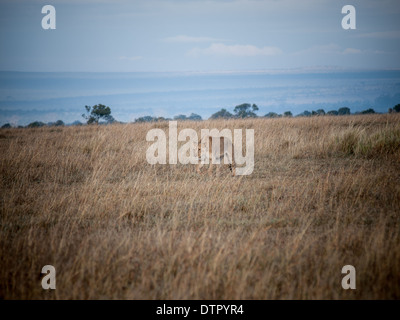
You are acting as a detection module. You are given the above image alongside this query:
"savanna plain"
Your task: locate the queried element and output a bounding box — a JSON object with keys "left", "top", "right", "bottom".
{"left": 0, "top": 114, "right": 399, "bottom": 299}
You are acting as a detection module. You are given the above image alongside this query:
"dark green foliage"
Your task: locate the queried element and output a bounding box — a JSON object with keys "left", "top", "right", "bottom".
{"left": 338, "top": 107, "right": 351, "bottom": 115}
{"left": 135, "top": 116, "right": 157, "bottom": 123}
{"left": 54, "top": 120, "right": 65, "bottom": 126}
{"left": 264, "top": 112, "right": 280, "bottom": 118}
{"left": 172, "top": 113, "right": 202, "bottom": 121}
{"left": 188, "top": 113, "right": 202, "bottom": 121}
{"left": 27, "top": 121, "right": 45, "bottom": 128}
{"left": 233, "top": 103, "right": 259, "bottom": 118}
{"left": 327, "top": 110, "right": 338, "bottom": 116}
{"left": 135, "top": 116, "right": 169, "bottom": 123}
{"left": 361, "top": 108, "right": 376, "bottom": 114}
{"left": 297, "top": 109, "right": 325, "bottom": 117}
{"left": 173, "top": 114, "right": 187, "bottom": 120}
{"left": 210, "top": 108, "right": 233, "bottom": 119}
{"left": 82, "top": 104, "right": 115, "bottom": 124}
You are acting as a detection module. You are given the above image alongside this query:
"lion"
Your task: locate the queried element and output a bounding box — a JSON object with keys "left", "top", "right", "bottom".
{"left": 196, "top": 135, "right": 236, "bottom": 176}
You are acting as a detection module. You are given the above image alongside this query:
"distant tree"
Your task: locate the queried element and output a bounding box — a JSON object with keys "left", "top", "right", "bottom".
{"left": 82, "top": 104, "right": 115, "bottom": 124}
{"left": 27, "top": 121, "right": 45, "bottom": 128}
{"left": 233, "top": 103, "right": 259, "bottom": 118}
{"left": 393, "top": 104, "right": 400, "bottom": 113}
{"left": 135, "top": 116, "right": 169, "bottom": 123}
{"left": 1, "top": 123, "right": 11, "bottom": 128}
{"left": 338, "top": 107, "right": 351, "bottom": 115}
{"left": 301, "top": 110, "right": 311, "bottom": 117}
{"left": 311, "top": 110, "right": 318, "bottom": 116}
{"left": 71, "top": 120, "right": 83, "bottom": 126}
{"left": 361, "top": 108, "right": 376, "bottom": 114}
{"left": 316, "top": 109, "right": 326, "bottom": 115}
{"left": 210, "top": 108, "right": 233, "bottom": 119}
{"left": 54, "top": 120, "right": 65, "bottom": 126}
{"left": 156, "top": 117, "right": 168, "bottom": 122}
{"left": 135, "top": 116, "right": 156, "bottom": 123}
{"left": 188, "top": 113, "right": 202, "bottom": 121}
{"left": 327, "top": 110, "right": 338, "bottom": 116}
{"left": 283, "top": 111, "right": 293, "bottom": 117}
{"left": 388, "top": 108, "right": 393, "bottom": 113}
{"left": 174, "top": 114, "right": 188, "bottom": 121}
{"left": 264, "top": 112, "right": 279, "bottom": 118}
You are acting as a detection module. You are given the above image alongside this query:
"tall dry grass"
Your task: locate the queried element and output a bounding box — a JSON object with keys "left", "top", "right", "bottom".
{"left": 0, "top": 114, "right": 399, "bottom": 299}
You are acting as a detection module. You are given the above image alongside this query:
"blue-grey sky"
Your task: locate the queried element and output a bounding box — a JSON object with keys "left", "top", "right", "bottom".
{"left": 1, "top": 0, "right": 400, "bottom": 72}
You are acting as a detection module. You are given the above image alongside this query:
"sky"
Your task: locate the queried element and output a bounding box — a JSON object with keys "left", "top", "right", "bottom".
{"left": 1, "top": 0, "right": 400, "bottom": 72}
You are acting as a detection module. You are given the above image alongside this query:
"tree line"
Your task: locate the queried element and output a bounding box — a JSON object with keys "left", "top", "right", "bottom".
{"left": 134, "top": 103, "right": 400, "bottom": 122}
{"left": 2, "top": 103, "right": 400, "bottom": 129}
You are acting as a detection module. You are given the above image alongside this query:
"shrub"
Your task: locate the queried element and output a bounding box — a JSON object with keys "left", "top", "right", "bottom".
{"left": 27, "top": 121, "right": 45, "bottom": 128}
{"left": 210, "top": 108, "right": 233, "bottom": 119}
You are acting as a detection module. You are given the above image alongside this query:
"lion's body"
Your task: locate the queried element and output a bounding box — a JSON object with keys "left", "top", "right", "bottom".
{"left": 197, "top": 136, "right": 236, "bottom": 176}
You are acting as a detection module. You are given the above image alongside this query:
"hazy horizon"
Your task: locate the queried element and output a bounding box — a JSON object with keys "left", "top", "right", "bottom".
{"left": 1, "top": 69, "right": 400, "bottom": 126}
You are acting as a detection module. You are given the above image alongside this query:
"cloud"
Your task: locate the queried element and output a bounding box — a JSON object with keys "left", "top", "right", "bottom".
{"left": 294, "top": 43, "right": 341, "bottom": 55}
{"left": 189, "top": 43, "right": 282, "bottom": 57}
{"left": 163, "top": 35, "right": 225, "bottom": 43}
{"left": 342, "top": 48, "right": 362, "bottom": 55}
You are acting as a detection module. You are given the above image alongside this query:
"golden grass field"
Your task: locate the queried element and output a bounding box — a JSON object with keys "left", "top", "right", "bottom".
{"left": 1, "top": 114, "right": 399, "bottom": 299}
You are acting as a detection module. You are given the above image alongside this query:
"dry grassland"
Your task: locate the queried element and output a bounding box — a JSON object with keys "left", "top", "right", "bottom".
{"left": 0, "top": 114, "right": 399, "bottom": 299}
